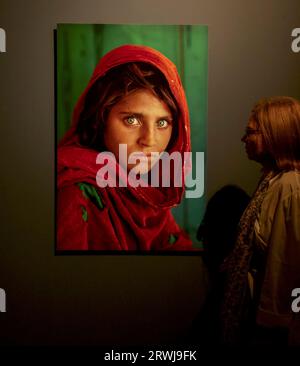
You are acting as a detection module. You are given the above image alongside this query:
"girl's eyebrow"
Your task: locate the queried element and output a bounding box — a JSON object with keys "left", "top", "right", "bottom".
{"left": 118, "top": 111, "right": 173, "bottom": 120}
{"left": 118, "top": 111, "right": 143, "bottom": 116}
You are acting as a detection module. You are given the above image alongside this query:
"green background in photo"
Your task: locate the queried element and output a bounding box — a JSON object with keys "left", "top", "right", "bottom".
{"left": 56, "top": 24, "right": 208, "bottom": 245}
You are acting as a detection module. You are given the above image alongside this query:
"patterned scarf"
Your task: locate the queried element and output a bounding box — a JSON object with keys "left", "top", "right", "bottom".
{"left": 221, "top": 171, "right": 275, "bottom": 344}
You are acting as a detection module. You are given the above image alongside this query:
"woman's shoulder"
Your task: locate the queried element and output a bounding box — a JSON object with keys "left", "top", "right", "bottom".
{"left": 260, "top": 170, "right": 300, "bottom": 215}
{"left": 269, "top": 170, "right": 300, "bottom": 198}
{"left": 275, "top": 170, "right": 300, "bottom": 184}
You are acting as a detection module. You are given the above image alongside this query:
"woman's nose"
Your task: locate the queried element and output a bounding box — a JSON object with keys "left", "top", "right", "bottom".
{"left": 139, "top": 125, "right": 156, "bottom": 147}
{"left": 241, "top": 134, "right": 247, "bottom": 143}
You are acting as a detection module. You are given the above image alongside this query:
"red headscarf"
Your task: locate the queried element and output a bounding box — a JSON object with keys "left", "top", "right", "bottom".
{"left": 57, "top": 45, "right": 194, "bottom": 251}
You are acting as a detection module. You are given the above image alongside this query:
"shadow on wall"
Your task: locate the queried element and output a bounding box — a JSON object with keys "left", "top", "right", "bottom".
{"left": 197, "top": 184, "right": 250, "bottom": 272}
{"left": 184, "top": 185, "right": 250, "bottom": 345}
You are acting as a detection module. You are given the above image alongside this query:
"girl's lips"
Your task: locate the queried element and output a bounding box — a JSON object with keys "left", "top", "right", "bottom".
{"left": 132, "top": 152, "right": 154, "bottom": 157}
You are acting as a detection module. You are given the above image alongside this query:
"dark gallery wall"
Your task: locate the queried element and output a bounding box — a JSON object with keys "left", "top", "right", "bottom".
{"left": 0, "top": 0, "right": 299, "bottom": 346}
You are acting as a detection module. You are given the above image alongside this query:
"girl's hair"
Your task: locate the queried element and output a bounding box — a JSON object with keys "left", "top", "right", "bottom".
{"left": 250, "top": 96, "right": 300, "bottom": 170}
{"left": 76, "top": 62, "right": 179, "bottom": 151}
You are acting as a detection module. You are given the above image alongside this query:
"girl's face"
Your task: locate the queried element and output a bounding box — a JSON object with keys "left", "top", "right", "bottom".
{"left": 104, "top": 89, "right": 173, "bottom": 173}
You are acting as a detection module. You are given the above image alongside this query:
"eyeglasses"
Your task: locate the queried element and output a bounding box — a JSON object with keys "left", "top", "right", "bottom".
{"left": 245, "top": 128, "right": 261, "bottom": 136}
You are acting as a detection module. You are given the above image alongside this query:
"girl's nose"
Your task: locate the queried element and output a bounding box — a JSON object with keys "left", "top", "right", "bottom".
{"left": 139, "top": 125, "right": 156, "bottom": 147}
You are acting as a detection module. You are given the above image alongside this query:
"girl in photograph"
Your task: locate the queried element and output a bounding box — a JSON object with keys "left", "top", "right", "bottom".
{"left": 57, "top": 44, "right": 194, "bottom": 251}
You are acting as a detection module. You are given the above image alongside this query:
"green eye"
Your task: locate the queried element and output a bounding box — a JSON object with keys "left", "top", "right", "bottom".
{"left": 126, "top": 116, "right": 138, "bottom": 125}
{"left": 157, "top": 120, "right": 168, "bottom": 128}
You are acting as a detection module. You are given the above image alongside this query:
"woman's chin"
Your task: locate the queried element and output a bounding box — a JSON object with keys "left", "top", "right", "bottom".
{"left": 245, "top": 149, "right": 255, "bottom": 161}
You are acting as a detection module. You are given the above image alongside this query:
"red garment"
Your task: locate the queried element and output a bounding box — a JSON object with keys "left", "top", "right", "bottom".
{"left": 57, "top": 44, "right": 194, "bottom": 251}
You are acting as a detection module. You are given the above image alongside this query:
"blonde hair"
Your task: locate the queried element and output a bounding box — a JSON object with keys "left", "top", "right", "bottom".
{"left": 250, "top": 96, "right": 300, "bottom": 171}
